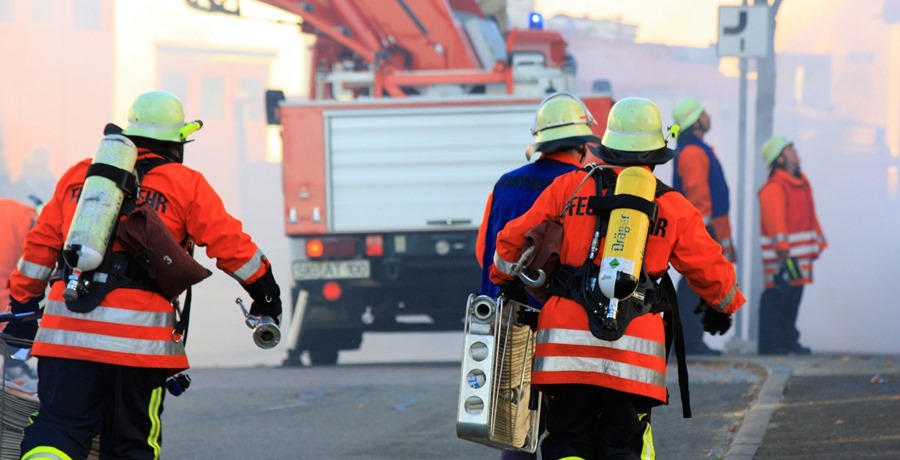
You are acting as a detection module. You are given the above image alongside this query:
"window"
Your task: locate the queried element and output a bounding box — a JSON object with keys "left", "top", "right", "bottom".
{"left": 31, "top": 0, "right": 54, "bottom": 24}
{"left": 161, "top": 73, "right": 188, "bottom": 104}
{"left": 74, "top": 0, "right": 101, "bottom": 30}
{"left": 201, "top": 77, "right": 225, "bottom": 120}
{"left": 239, "top": 78, "right": 263, "bottom": 121}
{"left": 0, "top": 0, "right": 13, "bottom": 24}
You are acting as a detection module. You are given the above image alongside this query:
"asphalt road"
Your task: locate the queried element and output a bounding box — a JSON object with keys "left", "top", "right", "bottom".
{"left": 161, "top": 360, "right": 764, "bottom": 459}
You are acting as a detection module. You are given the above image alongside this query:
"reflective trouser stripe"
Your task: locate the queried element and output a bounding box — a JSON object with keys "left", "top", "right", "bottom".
{"left": 147, "top": 386, "right": 163, "bottom": 459}
{"left": 21, "top": 446, "right": 73, "bottom": 460}
{"left": 559, "top": 457, "right": 586, "bottom": 460}
{"left": 639, "top": 412, "right": 655, "bottom": 460}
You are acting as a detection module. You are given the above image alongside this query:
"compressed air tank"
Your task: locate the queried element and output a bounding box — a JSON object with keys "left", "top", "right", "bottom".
{"left": 62, "top": 134, "right": 137, "bottom": 300}
{"left": 598, "top": 166, "right": 656, "bottom": 303}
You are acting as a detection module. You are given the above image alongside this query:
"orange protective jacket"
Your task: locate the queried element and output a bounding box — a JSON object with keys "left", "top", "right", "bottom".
{"left": 759, "top": 169, "right": 827, "bottom": 288}
{"left": 8, "top": 151, "right": 270, "bottom": 373}
{"left": 674, "top": 143, "right": 736, "bottom": 262}
{"left": 490, "top": 166, "right": 744, "bottom": 403}
{"left": 1, "top": 199, "right": 36, "bottom": 309}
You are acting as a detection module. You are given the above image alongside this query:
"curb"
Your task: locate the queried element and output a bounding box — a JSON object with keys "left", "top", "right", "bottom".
{"left": 725, "top": 361, "right": 790, "bottom": 459}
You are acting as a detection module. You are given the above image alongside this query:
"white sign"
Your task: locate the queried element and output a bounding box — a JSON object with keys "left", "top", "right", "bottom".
{"left": 717, "top": 5, "right": 770, "bottom": 58}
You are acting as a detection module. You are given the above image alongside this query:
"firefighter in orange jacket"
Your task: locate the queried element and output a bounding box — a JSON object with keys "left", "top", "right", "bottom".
{"left": 2, "top": 90, "right": 283, "bottom": 460}
{"left": 671, "top": 97, "right": 736, "bottom": 355}
{"left": 757, "top": 135, "right": 826, "bottom": 355}
{"left": 0, "top": 198, "right": 40, "bottom": 384}
{"left": 491, "top": 97, "right": 745, "bottom": 459}
{"left": 1, "top": 198, "right": 37, "bottom": 308}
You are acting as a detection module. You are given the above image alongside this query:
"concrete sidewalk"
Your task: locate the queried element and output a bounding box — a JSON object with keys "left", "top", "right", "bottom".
{"left": 722, "top": 353, "right": 900, "bottom": 459}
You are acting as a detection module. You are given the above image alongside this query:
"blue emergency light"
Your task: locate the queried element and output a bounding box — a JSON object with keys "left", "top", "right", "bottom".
{"left": 528, "top": 12, "right": 544, "bottom": 30}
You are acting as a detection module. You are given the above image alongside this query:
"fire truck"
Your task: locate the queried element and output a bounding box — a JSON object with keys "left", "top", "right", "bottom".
{"left": 191, "top": 0, "right": 612, "bottom": 365}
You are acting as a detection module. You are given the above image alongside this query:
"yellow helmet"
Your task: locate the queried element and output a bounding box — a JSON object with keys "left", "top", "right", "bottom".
{"left": 761, "top": 135, "right": 792, "bottom": 166}
{"left": 594, "top": 97, "right": 675, "bottom": 166}
{"left": 122, "top": 91, "right": 202, "bottom": 143}
{"left": 525, "top": 92, "right": 601, "bottom": 160}
{"left": 672, "top": 97, "right": 704, "bottom": 128}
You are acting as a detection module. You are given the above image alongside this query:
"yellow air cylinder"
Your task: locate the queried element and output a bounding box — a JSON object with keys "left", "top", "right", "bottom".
{"left": 62, "top": 134, "right": 137, "bottom": 300}
{"left": 597, "top": 167, "right": 656, "bottom": 325}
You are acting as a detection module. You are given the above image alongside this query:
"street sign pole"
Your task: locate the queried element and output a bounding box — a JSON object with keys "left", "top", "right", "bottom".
{"left": 718, "top": 2, "right": 769, "bottom": 345}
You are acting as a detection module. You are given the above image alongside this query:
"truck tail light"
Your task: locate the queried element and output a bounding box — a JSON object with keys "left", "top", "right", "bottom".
{"left": 365, "top": 235, "right": 383, "bottom": 257}
{"left": 306, "top": 239, "right": 324, "bottom": 258}
{"left": 322, "top": 281, "right": 342, "bottom": 301}
{"left": 306, "top": 237, "right": 358, "bottom": 258}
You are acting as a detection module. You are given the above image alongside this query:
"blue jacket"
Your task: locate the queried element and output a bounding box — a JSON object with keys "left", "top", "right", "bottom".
{"left": 477, "top": 155, "right": 581, "bottom": 304}
{"left": 672, "top": 138, "right": 730, "bottom": 218}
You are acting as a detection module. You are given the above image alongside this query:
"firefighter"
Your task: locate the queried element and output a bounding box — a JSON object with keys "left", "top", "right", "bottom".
{"left": 491, "top": 97, "right": 745, "bottom": 459}
{"left": 757, "top": 135, "right": 826, "bottom": 355}
{"left": 2, "top": 90, "right": 283, "bottom": 460}
{"left": 671, "top": 97, "right": 736, "bottom": 355}
{"left": 1, "top": 198, "right": 40, "bottom": 385}
{"left": 477, "top": 91, "right": 597, "bottom": 302}
{"left": 476, "top": 91, "right": 598, "bottom": 460}
{"left": 1, "top": 198, "right": 38, "bottom": 308}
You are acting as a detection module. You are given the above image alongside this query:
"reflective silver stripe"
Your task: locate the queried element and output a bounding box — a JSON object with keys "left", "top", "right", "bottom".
{"left": 533, "top": 355, "right": 667, "bottom": 388}
{"left": 492, "top": 251, "right": 518, "bottom": 276}
{"left": 762, "top": 243, "right": 819, "bottom": 261}
{"left": 719, "top": 238, "right": 733, "bottom": 248}
{"left": 789, "top": 243, "right": 820, "bottom": 257}
{"left": 36, "top": 328, "right": 185, "bottom": 356}
{"left": 46, "top": 300, "right": 174, "bottom": 328}
{"left": 761, "top": 234, "right": 788, "bottom": 246}
{"left": 703, "top": 215, "right": 712, "bottom": 225}
{"left": 762, "top": 231, "right": 818, "bottom": 246}
{"left": 537, "top": 328, "right": 665, "bottom": 358}
{"left": 231, "top": 249, "right": 265, "bottom": 282}
{"left": 787, "top": 230, "right": 819, "bottom": 243}
{"left": 16, "top": 258, "right": 53, "bottom": 281}
{"left": 713, "top": 283, "right": 738, "bottom": 311}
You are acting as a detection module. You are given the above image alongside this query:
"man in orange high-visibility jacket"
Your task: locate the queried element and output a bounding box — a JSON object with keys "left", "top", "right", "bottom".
{"left": 757, "top": 135, "right": 826, "bottom": 355}
{"left": 0, "top": 198, "right": 37, "bottom": 308}
{"left": 3, "top": 91, "right": 283, "bottom": 460}
{"left": 491, "top": 97, "right": 745, "bottom": 459}
{"left": 670, "top": 97, "right": 737, "bottom": 355}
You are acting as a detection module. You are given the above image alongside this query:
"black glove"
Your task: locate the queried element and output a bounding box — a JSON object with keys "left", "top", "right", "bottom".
{"left": 516, "top": 308, "right": 540, "bottom": 331}
{"left": 694, "top": 301, "right": 732, "bottom": 335}
{"left": 2, "top": 296, "right": 43, "bottom": 348}
{"left": 500, "top": 282, "right": 527, "bottom": 305}
{"left": 243, "top": 265, "right": 283, "bottom": 326}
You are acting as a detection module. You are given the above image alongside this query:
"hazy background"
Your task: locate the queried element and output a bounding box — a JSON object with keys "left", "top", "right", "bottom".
{"left": 2, "top": 0, "right": 898, "bottom": 367}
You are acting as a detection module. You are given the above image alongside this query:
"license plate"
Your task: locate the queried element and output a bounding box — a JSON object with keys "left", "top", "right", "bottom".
{"left": 292, "top": 260, "right": 371, "bottom": 280}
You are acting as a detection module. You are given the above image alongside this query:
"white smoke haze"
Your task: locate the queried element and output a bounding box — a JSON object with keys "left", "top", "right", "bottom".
{"left": 1, "top": 0, "right": 897, "bottom": 366}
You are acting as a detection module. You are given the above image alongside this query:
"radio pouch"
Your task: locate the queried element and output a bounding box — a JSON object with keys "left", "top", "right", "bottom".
{"left": 116, "top": 201, "right": 212, "bottom": 300}
{"left": 520, "top": 220, "right": 564, "bottom": 303}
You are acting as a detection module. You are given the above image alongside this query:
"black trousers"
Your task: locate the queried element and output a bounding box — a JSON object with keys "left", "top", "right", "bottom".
{"left": 675, "top": 276, "right": 705, "bottom": 349}
{"left": 541, "top": 384, "right": 655, "bottom": 460}
{"left": 758, "top": 284, "right": 805, "bottom": 353}
{"left": 22, "top": 357, "right": 169, "bottom": 460}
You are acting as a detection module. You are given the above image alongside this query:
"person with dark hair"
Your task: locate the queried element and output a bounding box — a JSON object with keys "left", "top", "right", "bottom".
{"left": 3, "top": 90, "right": 283, "bottom": 459}
{"left": 491, "top": 97, "right": 745, "bottom": 459}
{"left": 670, "top": 97, "right": 737, "bottom": 355}
{"left": 757, "top": 135, "right": 826, "bottom": 355}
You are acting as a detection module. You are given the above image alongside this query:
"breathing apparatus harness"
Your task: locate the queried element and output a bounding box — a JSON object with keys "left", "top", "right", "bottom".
{"left": 60, "top": 156, "right": 171, "bottom": 311}
{"left": 544, "top": 164, "right": 693, "bottom": 417}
